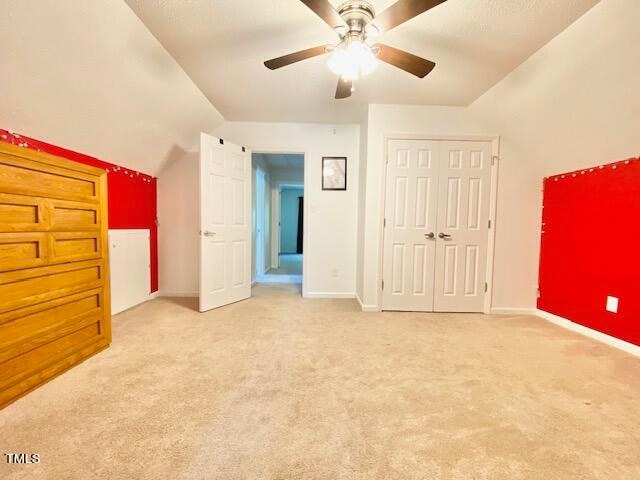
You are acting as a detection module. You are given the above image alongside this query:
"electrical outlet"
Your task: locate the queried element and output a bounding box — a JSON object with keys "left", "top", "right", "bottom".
{"left": 606, "top": 296, "right": 619, "bottom": 313}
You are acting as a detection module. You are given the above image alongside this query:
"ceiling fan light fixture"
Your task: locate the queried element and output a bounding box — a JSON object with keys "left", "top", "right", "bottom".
{"left": 327, "top": 40, "right": 378, "bottom": 80}
{"left": 364, "top": 23, "right": 380, "bottom": 38}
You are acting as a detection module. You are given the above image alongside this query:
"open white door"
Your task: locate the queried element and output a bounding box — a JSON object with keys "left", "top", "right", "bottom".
{"left": 199, "top": 133, "right": 251, "bottom": 312}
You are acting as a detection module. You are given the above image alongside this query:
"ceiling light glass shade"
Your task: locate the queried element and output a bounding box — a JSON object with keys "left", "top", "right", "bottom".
{"left": 327, "top": 40, "right": 379, "bottom": 80}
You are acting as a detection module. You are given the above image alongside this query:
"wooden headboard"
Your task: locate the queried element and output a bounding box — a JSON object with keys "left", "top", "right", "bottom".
{"left": 0, "top": 142, "right": 111, "bottom": 408}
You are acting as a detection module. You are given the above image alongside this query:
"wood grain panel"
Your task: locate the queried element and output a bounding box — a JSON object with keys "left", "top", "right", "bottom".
{"left": 0, "top": 142, "right": 110, "bottom": 409}
{"left": 0, "top": 292, "right": 101, "bottom": 363}
{"left": 0, "top": 160, "right": 97, "bottom": 201}
{"left": 0, "top": 260, "right": 104, "bottom": 314}
{"left": 0, "top": 339, "right": 108, "bottom": 409}
{"left": 0, "top": 193, "right": 46, "bottom": 232}
{"left": 50, "top": 232, "right": 100, "bottom": 264}
{"left": 0, "top": 232, "right": 48, "bottom": 272}
{"left": 51, "top": 200, "right": 100, "bottom": 231}
{"left": 0, "top": 322, "right": 101, "bottom": 390}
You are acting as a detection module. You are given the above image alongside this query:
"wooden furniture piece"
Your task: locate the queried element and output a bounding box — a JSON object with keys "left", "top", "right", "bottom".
{"left": 0, "top": 142, "right": 111, "bottom": 408}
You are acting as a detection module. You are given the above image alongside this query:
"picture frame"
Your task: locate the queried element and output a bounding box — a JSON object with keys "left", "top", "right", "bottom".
{"left": 321, "top": 157, "right": 347, "bottom": 191}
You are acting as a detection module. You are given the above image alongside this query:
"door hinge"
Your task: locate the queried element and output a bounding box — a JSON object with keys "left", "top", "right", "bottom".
{"left": 488, "top": 219, "right": 492, "bottom": 229}
{"left": 491, "top": 155, "right": 498, "bottom": 166}
{"left": 382, "top": 279, "right": 385, "bottom": 291}
{"left": 383, "top": 218, "right": 386, "bottom": 228}
{"left": 484, "top": 282, "right": 488, "bottom": 293}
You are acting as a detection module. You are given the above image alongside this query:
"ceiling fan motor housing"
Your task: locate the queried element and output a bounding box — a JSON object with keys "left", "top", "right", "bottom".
{"left": 337, "top": 0, "right": 375, "bottom": 36}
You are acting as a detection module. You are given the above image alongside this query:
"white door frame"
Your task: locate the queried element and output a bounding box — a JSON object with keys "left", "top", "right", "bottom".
{"left": 378, "top": 134, "right": 500, "bottom": 314}
{"left": 253, "top": 149, "right": 308, "bottom": 297}
{"left": 275, "top": 183, "right": 304, "bottom": 257}
{"left": 255, "top": 166, "right": 266, "bottom": 277}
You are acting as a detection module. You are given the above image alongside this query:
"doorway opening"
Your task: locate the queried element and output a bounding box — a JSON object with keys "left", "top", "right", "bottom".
{"left": 252, "top": 152, "right": 304, "bottom": 287}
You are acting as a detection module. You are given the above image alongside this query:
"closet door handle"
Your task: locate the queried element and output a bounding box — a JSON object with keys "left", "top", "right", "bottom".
{"left": 438, "top": 232, "right": 451, "bottom": 239}
{"left": 202, "top": 230, "right": 216, "bottom": 237}
{"left": 424, "top": 232, "right": 435, "bottom": 239}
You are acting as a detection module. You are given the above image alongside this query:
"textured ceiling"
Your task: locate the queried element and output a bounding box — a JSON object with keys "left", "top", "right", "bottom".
{"left": 126, "top": 0, "right": 600, "bottom": 124}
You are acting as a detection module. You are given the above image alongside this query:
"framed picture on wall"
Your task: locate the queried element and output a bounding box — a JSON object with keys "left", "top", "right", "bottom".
{"left": 322, "top": 157, "right": 347, "bottom": 191}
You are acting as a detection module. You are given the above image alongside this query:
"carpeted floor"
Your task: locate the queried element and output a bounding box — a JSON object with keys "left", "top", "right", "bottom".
{"left": 1, "top": 283, "right": 639, "bottom": 480}
{"left": 268, "top": 254, "right": 303, "bottom": 275}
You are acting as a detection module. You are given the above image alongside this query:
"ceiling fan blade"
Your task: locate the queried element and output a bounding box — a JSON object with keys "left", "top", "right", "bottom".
{"left": 335, "top": 78, "right": 352, "bottom": 99}
{"left": 300, "top": 0, "right": 347, "bottom": 29}
{"left": 374, "top": 43, "right": 436, "bottom": 78}
{"left": 264, "top": 45, "right": 330, "bottom": 70}
{"left": 370, "top": 0, "right": 447, "bottom": 33}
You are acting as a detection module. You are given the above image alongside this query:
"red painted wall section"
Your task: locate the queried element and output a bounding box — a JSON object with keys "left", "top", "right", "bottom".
{"left": 538, "top": 157, "right": 640, "bottom": 346}
{"left": 0, "top": 129, "right": 158, "bottom": 293}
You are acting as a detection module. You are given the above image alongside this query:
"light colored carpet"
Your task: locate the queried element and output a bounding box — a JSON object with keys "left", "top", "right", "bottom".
{"left": 1, "top": 283, "right": 639, "bottom": 480}
{"left": 268, "top": 254, "right": 302, "bottom": 275}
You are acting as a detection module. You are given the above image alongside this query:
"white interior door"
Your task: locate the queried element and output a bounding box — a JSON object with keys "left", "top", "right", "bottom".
{"left": 382, "top": 140, "right": 440, "bottom": 311}
{"left": 433, "top": 141, "right": 492, "bottom": 312}
{"left": 199, "top": 133, "right": 251, "bottom": 312}
{"left": 109, "top": 229, "right": 150, "bottom": 315}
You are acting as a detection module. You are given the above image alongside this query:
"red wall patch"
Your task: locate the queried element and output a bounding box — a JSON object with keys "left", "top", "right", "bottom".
{"left": 538, "top": 157, "right": 640, "bottom": 346}
{"left": 0, "top": 129, "right": 158, "bottom": 293}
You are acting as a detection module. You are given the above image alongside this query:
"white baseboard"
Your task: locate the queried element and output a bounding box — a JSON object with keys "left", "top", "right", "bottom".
{"left": 535, "top": 309, "right": 639, "bottom": 357}
{"left": 149, "top": 291, "right": 160, "bottom": 300}
{"left": 158, "top": 290, "right": 198, "bottom": 298}
{"left": 355, "top": 293, "right": 381, "bottom": 312}
{"left": 490, "top": 307, "right": 537, "bottom": 315}
{"left": 304, "top": 292, "right": 356, "bottom": 299}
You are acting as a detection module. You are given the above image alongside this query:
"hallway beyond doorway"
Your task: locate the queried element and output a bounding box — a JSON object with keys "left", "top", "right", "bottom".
{"left": 257, "top": 254, "right": 302, "bottom": 284}
{"left": 269, "top": 254, "right": 302, "bottom": 275}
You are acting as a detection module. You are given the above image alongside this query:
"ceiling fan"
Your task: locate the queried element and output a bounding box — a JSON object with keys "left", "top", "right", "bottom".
{"left": 264, "top": 0, "right": 447, "bottom": 99}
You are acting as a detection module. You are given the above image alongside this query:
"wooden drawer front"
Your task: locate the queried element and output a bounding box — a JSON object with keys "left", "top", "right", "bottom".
{"left": 0, "top": 339, "right": 108, "bottom": 409}
{"left": 0, "top": 290, "right": 102, "bottom": 364}
{"left": 0, "top": 233, "right": 48, "bottom": 272}
{"left": 50, "top": 232, "right": 101, "bottom": 263}
{"left": 0, "top": 193, "right": 47, "bottom": 232}
{"left": 0, "top": 260, "right": 104, "bottom": 314}
{"left": 51, "top": 200, "right": 100, "bottom": 231}
{"left": 0, "top": 322, "right": 101, "bottom": 391}
{"left": 0, "top": 154, "right": 99, "bottom": 202}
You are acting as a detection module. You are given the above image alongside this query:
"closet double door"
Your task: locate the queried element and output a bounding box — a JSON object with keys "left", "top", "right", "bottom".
{"left": 382, "top": 139, "right": 492, "bottom": 312}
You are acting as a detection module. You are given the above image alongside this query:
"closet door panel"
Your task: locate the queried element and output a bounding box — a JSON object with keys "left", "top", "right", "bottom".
{"left": 433, "top": 141, "right": 492, "bottom": 312}
{"left": 382, "top": 140, "right": 440, "bottom": 311}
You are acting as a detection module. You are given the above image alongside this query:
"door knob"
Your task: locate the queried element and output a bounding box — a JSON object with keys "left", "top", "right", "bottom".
{"left": 438, "top": 232, "right": 452, "bottom": 239}
{"left": 202, "top": 230, "right": 216, "bottom": 237}
{"left": 424, "top": 232, "right": 435, "bottom": 239}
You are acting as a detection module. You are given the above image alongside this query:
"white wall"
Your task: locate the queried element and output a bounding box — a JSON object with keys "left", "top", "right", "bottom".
{"left": 359, "top": 0, "right": 640, "bottom": 312}
{"left": 157, "top": 152, "right": 200, "bottom": 296}
{"left": 0, "top": 0, "right": 223, "bottom": 175}
{"left": 355, "top": 107, "right": 369, "bottom": 304}
{"left": 360, "top": 105, "right": 488, "bottom": 310}
{"left": 469, "top": 0, "right": 640, "bottom": 312}
{"left": 216, "top": 122, "right": 360, "bottom": 297}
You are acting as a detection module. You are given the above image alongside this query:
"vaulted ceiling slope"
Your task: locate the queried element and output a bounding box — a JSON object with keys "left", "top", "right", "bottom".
{"left": 126, "top": 0, "right": 600, "bottom": 124}
{"left": 0, "top": 0, "right": 224, "bottom": 176}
